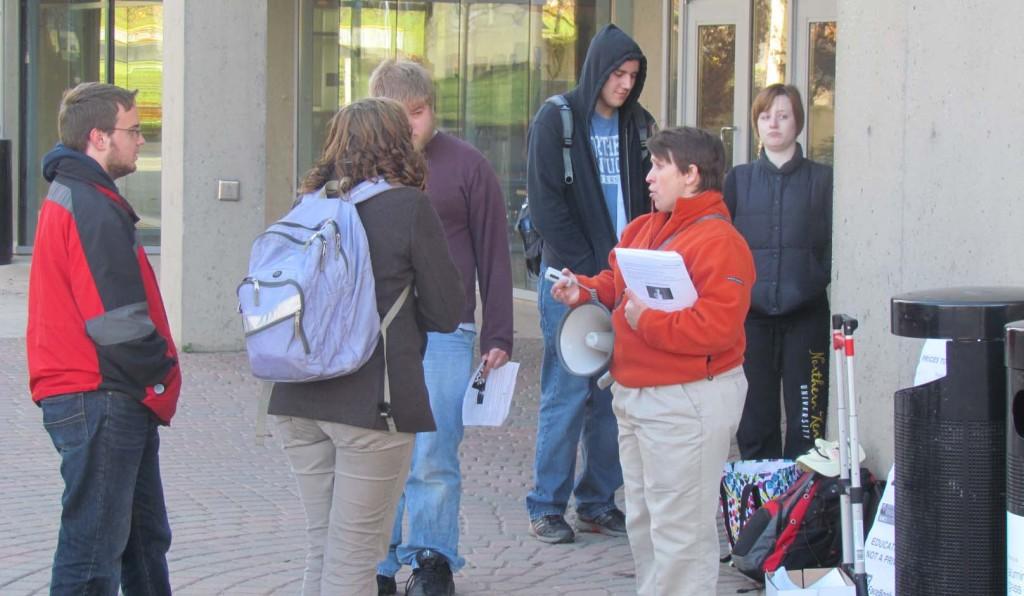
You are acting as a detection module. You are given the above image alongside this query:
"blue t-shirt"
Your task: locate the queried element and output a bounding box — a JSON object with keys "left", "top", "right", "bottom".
{"left": 590, "top": 112, "right": 625, "bottom": 237}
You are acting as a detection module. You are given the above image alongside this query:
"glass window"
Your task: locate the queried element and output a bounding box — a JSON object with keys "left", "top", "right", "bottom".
{"left": 297, "top": 0, "right": 604, "bottom": 291}
{"left": 20, "top": 0, "right": 163, "bottom": 247}
{"left": 749, "top": 0, "right": 789, "bottom": 160}
{"left": 114, "top": 2, "right": 162, "bottom": 246}
{"left": 807, "top": 21, "right": 836, "bottom": 164}
{"left": 21, "top": 0, "right": 106, "bottom": 245}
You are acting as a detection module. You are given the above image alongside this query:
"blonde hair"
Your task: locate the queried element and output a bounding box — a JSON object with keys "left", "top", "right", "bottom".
{"left": 369, "top": 59, "right": 435, "bottom": 108}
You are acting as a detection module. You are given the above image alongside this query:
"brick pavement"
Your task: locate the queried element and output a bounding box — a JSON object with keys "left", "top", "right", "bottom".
{"left": 0, "top": 258, "right": 762, "bottom": 595}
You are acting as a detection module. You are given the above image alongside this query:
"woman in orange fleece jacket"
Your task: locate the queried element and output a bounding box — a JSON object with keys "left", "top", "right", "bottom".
{"left": 552, "top": 126, "right": 755, "bottom": 596}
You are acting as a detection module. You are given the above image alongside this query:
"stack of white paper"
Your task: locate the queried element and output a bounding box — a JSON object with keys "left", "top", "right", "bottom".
{"left": 614, "top": 247, "right": 697, "bottom": 312}
{"left": 462, "top": 361, "right": 520, "bottom": 426}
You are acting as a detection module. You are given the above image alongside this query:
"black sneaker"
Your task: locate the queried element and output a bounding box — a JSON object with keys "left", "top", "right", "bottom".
{"left": 405, "top": 550, "right": 455, "bottom": 596}
{"left": 529, "top": 514, "right": 575, "bottom": 544}
{"left": 377, "top": 574, "right": 397, "bottom": 596}
{"left": 575, "top": 508, "right": 627, "bottom": 537}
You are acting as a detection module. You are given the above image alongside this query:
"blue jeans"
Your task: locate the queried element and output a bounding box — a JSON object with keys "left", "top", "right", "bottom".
{"left": 526, "top": 271, "right": 623, "bottom": 520}
{"left": 41, "top": 390, "right": 171, "bottom": 596}
{"left": 378, "top": 328, "right": 476, "bottom": 576}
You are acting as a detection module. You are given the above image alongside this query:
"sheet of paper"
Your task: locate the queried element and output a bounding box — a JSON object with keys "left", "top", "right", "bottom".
{"left": 462, "top": 361, "right": 520, "bottom": 427}
{"left": 913, "top": 339, "right": 948, "bottom": 386}
{"left": 613, "top": 247, "right": 697, "bottom": 312}
{"left": 864, "top": 465, "right": 896, "bottom": 596}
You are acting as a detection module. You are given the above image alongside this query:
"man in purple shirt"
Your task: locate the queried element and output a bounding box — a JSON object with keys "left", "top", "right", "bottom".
{"left": 370, "top": 59, "right": 514, "bottom": 596}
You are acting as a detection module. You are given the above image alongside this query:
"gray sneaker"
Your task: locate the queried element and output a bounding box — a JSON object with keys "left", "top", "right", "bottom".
{"left": 575, "top": 508, "right": 627, "bottom": 537}
{"left": 530, "top": 514, "right": 575, "bottom": 544}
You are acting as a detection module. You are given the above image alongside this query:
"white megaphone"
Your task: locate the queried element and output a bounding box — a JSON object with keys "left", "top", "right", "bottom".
{"left": 556, "top": 301, "right": 615, "bottom": 389}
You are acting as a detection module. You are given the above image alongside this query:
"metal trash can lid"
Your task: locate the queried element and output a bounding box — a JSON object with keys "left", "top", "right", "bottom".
{"left": 1006, "top": 320, "right": 1024, "bottom": 369}
{"left": 891, "top": 286, "right": 1024, "bottom": 340}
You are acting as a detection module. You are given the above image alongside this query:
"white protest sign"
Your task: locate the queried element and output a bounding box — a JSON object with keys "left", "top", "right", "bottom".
{"left": 913, "top": 339, "right": 948, "bottom": 386}
{"left": 865, "top": 465, "right": 896, "bottom": 596}
{"left": 1010, "top": 511, "right": 1024, "bottom": 595}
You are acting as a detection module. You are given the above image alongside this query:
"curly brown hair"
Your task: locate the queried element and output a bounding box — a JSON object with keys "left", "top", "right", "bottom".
{"left": 299, "top": 97, "right": 426, "bottom": 195}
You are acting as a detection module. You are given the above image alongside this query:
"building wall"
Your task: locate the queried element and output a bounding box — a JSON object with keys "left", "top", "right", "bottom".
{"left": 834, "top": 0, "right": 1024, "bottom": 471}
{"left": 161, "top": 0, "right": 270, "bottom": 351}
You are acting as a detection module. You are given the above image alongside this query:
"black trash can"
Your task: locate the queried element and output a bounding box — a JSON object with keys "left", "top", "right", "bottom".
{"left": 0, "top": 139, "right": 12, "bottom": 265}
{"left": 1006, "top": 321, "right": 1024, "bottom": 593}
{"left": 891, "top": 287, "right": 1024, "bottom": 596}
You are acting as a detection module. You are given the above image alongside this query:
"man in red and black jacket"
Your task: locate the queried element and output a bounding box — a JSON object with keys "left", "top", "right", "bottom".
{"left": 27, "top": 82, "right": 181, "bottom": 595}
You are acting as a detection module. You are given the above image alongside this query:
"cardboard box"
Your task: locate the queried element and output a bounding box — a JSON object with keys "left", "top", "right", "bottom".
{"left": 765, "top": 567, "right": 856, "bottom": 596}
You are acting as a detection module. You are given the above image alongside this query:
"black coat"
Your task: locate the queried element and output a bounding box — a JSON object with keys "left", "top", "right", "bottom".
{"left": 724, "top": 145, "right": 833, "bottom": 316}
{"left": 527, "top": 24, "right": 656, "bottom": 276}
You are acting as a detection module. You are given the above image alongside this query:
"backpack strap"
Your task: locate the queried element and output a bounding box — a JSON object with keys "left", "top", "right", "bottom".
{"left": 377, "top": 284, "right": 411, "bottom": 432}
{"left": 737, "top": 483, "right": 764, "bottom": 536}
{"left": 635, "top": 111, "right": 652, "bottom": 161}
{"left": 654, "top": 213, "right": 729, "bottom": 250}
{"left": 545, "top": 95, "right": 574, "bottom": 185}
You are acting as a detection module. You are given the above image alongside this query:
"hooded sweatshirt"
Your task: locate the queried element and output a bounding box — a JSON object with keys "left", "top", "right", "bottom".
{"left": 27, "top": 144, "right": 181, "bottom": 423}
{"left": 528, "top": 24, "right": 657, "bottom": 277}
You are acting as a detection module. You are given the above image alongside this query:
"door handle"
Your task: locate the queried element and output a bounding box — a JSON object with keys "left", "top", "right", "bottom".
{"left": 720, "top": 126, "right": 737, "bottom": 142}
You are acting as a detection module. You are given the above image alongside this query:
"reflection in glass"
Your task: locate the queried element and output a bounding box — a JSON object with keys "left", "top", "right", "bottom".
{"left": 750, "top": 0, "right": 788, "bottom": 160}
{"left": 697, "top": 25, "right": 736, "bottom": 169}
{"left": 22, "top": 1, "right": 106, "bottom": 245}
{"left": 22, "top": 1, "right": 164, "bottom": 247}
{"left": 114, "top": 2, "right": 163, "bottom": 246}
{"left": 297, "top": 0, "right": 601, "bottom": 290}
{"left": 807, "top": 21, "right": 836, "bottom": 165}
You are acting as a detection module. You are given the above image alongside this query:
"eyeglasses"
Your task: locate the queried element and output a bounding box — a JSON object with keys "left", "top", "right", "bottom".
{"left": 110, "top": 127, "right": 142, "bottom": 138}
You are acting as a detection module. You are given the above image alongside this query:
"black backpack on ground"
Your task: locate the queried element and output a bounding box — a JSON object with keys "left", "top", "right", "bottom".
{"left": 729, "top": 468, "right": 883, "bottom": 583}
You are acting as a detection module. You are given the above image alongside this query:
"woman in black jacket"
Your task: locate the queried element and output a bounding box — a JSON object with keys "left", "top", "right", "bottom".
{"left": 724, "top": 84, "right": 833, "bottom": 460}
{"left": 268, "top": 98, "right": 464, "bottom": 594}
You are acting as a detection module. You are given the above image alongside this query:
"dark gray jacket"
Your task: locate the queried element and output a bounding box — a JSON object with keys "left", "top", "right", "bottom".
{"left": 268, "top": 186, "right": 465, "bottom": 433}
{"left": 527, "top": 24, "right": 656, "bottom": 276}
{"left": 724, "top": 145, "right": 833, "bottom": 316}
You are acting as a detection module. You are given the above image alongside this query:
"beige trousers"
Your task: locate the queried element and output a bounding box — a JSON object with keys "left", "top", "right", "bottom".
{"left": 611, "top": 367, "right": 747, "bottom": 596}
{"left": 274, "top": 416, "right": 414, "bottom": 596}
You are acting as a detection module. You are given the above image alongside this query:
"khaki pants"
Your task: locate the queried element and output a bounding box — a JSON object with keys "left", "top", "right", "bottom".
{"left": 274, "top": 416, "right": 414, "bottom": 596}
{"left": 611, "top": 367, "right": 747, "bottom": 596}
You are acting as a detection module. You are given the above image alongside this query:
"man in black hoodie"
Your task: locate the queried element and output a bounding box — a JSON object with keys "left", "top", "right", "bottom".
{"left": 526, "top": 24, "right": 656, "bottom": 544}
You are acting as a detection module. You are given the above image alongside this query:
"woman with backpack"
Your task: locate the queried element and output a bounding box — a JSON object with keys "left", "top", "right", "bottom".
{"left": 726, "top": 84, "right": 834, "bottom": 461}
{"left": 267, "top": 97, "right": 464, "bottom": 595}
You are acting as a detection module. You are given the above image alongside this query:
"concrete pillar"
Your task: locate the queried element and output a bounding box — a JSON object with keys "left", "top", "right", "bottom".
{"left": 833, "top": 0, "right": 1024, "bottom": 471}
{"left": 161, "top": 1, "right": 271, "bottom": 351}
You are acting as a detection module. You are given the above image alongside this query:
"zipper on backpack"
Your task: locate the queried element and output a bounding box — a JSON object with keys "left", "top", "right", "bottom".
{"left": 293, "top": 310, "right": 310, "bottom": 354}
{"left": 253, "top": 279, "right": 260, "bottom": 307}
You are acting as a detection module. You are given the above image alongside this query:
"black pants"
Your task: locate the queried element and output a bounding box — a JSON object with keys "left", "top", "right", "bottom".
{"left": 736, "top": 297, "right": 830, "bottom": 460}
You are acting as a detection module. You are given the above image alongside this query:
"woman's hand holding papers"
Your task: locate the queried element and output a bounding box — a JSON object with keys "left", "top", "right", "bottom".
{"left": 550, "top": 268, "right": 581, "bottom": 305}
{"left": 623, "top": 288, "right": 649, "bottom": 330}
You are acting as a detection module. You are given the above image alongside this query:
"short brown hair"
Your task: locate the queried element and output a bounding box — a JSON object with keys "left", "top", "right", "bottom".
{"left": 750, "top": 84, "right": 805, "bottom": 137}
{"left": 58, "top": 82, "right": 138, "bottom": 152}
{"left": 647, "top": 127, "right": 726, "bottom": 192}
{"left": 368, "top": 59, "right": 435, "bottom": 108}
{"left": 299, "top": 97, "right": 426, "bottom": 194}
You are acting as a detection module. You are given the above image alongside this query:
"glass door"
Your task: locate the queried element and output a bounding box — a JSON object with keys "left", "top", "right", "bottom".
{"left": 682, "top": 0, "right": 750, "bottom": 170}
{"left": 793, "top": 0, "right": 837, "bottom": 164}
